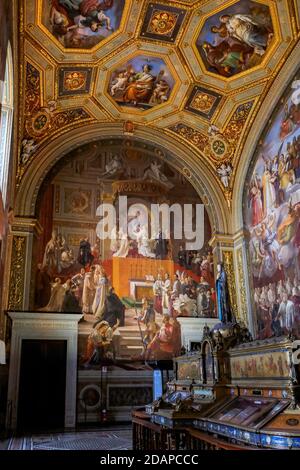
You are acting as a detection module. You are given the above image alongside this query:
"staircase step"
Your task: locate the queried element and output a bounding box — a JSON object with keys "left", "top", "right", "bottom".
{"left": 118, "top": 329, "right": 145, "bottom": 337}
{"left": 121, "top": 336, "right": 143, "bottom": 342}
{"left": 119, "top": 347, "right": 144, "bottom": 357}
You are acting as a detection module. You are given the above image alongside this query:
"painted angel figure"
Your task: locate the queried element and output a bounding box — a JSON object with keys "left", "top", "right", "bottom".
{"left": 255, "top": 213, "right": 280, "bottom": 277}
{"left": 217, "top": 163, "right": 232, "bottom": 188}
{"left": 101, "top": 154, "right": 124, "bottom": 177}
{"left": 143, "top": 161, "right": 174, "bottom": 189}
{"left": 21, "top": 139, "right": 38, "bottom": 164}
{"left": 208, "top": 124, "right": 220, "bottom": 136}
{"left": 110, "top": 71, "right": 129, "bottom": 96}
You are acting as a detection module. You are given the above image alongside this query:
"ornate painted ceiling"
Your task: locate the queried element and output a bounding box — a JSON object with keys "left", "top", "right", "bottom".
{"left": 17, "top": 0, "right": 300, "bottom": 209}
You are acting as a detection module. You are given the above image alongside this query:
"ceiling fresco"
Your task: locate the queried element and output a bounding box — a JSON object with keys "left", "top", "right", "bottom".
{"left": 17, "top": 0, "right": 300, "bottom": 205}
{"left": 41, "top": 0, "right": 126, "bottom": 49}
{"left": 195, "top": 0, "right": 274, "bottom": 78}
{"left": 107, "top": 54, "right": 175, "bottom": 111}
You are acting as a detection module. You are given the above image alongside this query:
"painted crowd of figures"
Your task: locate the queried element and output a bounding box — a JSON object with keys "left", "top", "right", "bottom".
{"left": 254, "top": 276, "right": 300, "bottom": 339}
{"left": 37, "top": 230, "right": 217, "bottom": 319}
{"left": 151, "top": 271, "right": 216, "bottom": 319}
{"left": 246, "top": 76, "right": 300, "bottom": 339}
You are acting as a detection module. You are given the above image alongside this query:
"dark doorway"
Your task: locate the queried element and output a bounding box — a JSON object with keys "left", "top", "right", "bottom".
{"left": 17, "top": 339, "right": 67, "bottom": 431}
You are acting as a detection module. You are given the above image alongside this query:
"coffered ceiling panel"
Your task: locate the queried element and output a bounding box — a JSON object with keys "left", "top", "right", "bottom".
{"left": 17, "top": 0, "right": 300, "bottom": 205}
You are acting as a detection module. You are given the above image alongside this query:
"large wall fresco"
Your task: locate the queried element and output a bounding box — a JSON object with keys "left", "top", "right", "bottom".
{"left": 42, "top": 0, "right": 125, "bottom": 49}
{"left": 245, "top": 71, "right": 300, "bottom": 340}
{"left": 196, "top": 0, "right": 274, "bottom": 78}
{"left": 34, "top": 142, "right": 216, "bottom": 367}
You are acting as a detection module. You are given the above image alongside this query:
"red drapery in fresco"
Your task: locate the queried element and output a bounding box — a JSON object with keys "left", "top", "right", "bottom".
{"left": 37, "top": 184, "right": 54, "bottom": 264}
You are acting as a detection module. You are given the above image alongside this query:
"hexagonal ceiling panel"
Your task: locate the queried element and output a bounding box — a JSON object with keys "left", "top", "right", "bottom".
{"left": 107, "top": 55, "right": 176, "bottom": 111}
{"left": 195, "top": 0, "right": 274, "bottom": 78}
{"left": 41, "top": 0, "right": 126, "bottom": 49}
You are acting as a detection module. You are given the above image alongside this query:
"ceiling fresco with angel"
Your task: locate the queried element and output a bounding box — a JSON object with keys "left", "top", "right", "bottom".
{"left": 42, "top": 0, "right": 125, "bottom": 49}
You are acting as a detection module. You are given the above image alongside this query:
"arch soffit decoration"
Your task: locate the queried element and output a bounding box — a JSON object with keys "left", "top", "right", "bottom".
{"left": 15, "top": 123, "right": 229, "bottom": 234}
{"left": 232, "top": 41, "right": 300, "bottom": 234}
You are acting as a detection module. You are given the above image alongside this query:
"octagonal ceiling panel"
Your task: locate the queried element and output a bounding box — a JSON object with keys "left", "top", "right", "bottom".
{"left": 95, "top": 43, "right": 190, "bottom": 122}
{"left": 41, "top": 0, "right": 126, "bottom": 49}
{"left": 180, "top": 0, "right": 292, "bottom": 92}
{"left": 107, "top": 55, "right": 175, "bottom": 111}
{"left": 195, "top": 0, "right": 274, "bottom": 78}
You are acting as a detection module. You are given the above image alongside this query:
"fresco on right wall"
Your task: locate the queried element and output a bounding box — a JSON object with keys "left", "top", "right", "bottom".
{"left": 244, "top": 69, "right": 300, "bottom": 339}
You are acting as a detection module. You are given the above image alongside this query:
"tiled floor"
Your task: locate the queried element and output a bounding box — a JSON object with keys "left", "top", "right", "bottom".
{"left": 3, "top": 426, "right": 132, "bottom": 450}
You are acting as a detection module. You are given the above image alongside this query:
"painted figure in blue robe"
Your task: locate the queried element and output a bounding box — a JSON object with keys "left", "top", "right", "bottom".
{"left": 216, "top": 262, "right": 232, "bottom": 324}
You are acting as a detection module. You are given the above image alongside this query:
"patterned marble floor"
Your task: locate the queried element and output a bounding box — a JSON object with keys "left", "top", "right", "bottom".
{"left": 5, "top": 427, "right": 132, "bottom": 450}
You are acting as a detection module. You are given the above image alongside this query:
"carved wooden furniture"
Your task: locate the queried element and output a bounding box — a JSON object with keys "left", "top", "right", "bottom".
{"left": 133, "top": 323, "right": 300, "bottom": 450}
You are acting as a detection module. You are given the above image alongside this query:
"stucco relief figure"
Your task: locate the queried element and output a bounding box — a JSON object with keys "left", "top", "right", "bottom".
{"left": 20, "top": 139, "right": 38, "bottom": 165}
{"left": 143, "top": 161, "right": 174, "bottom": 189}
{"left": 216, "top": 262, "right": 232, "bottom": 324}
{"left": 217, "top": 163, "right": 232, "bottom": 188}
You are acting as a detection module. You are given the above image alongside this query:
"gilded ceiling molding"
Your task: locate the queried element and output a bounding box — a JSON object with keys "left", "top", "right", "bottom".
{"left": 231, "top": 39, "right": 300, "bottom": 233}
{"left": 14, "top": 122, "right": 230, "bottom": 234}
{"left": 17, "top": 60, "right": 94, "bottom": 184}
{"left": 167, "top": 98, "right": 254, "bottom": 205}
